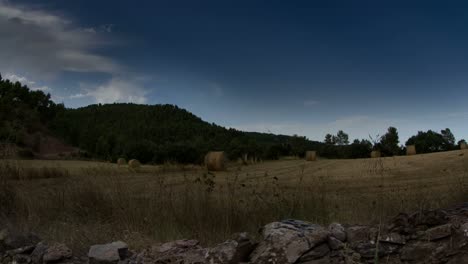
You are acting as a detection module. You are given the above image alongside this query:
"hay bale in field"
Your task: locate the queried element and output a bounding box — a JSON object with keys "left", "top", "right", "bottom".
{"left": 406, "top": 145, "right": 416, "bottom": 155}
{"left": 370, "top": 150, "right": 381, "bottom": 158}
{"left": 305, "top": 151, "right": 317, "bottom": 161}
{"left": 204, "top": 151, "right": 226, "bottom": 171}
{"left": 460, "top": 142, "right": 467, "bottom": 150}
{"left": 243, "top": 153, "right": 248, "bottom": 163}
{"left": 128, "top": 159, "right": 141, "bottom": 169}
{"left": 117, "top": 158, "right": 126, "bottom": 165}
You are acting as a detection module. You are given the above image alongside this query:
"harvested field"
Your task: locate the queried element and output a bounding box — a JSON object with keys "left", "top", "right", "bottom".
{"left": 1, "top": 149, "right": 467, "bottom": 253}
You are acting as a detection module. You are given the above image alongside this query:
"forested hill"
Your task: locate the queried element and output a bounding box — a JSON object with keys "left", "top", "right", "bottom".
{"left": 51, "top": 103, "right": 334, "bottom": 163}
{"left": 1, "top": 75, "right": 376, "bottom": 163}
{"left": 51, "top": 103, "right": 279, "bottom": 163}
{"left": 0, "top": 75, "right": 65, "bottom": 152}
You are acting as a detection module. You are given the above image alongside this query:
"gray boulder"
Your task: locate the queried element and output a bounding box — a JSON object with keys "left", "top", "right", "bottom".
{"left": 345, "top": 226, "right": 370, "bottom": 245}
{"left": 400, "top": 241, "right": 436, "bottom": 261}
{"left": 43, "top": 243, "right": 72, "bottom": 263}
{"left": 328, "top": 223, "right": 346, "bottom": 242}
{"left": 249, "top": 219, "right": 329, "bottom": 264}
{"left": 30, "top": 242, "right": 48, "bottom": 264}
{"left": 88, "top": 241, "right": 128, "bottom": 264}
{"left": 425, "top": 223, "right": 452, "bottom": 241}
{"left": 206, "top": 232, "right": 256, "bottom": 264}
{"left": 327, "top": 236, "right": 344, "bottom": 250}
{"left": 146, "top": 239, "right": 207, "bottom": 264}
{"left": 0, "top": 228, "right": 40, "bottom": 252}
{"left": 379, "top": 232, "right": 406, "bottom": 245}
{"left": 297, "top": 243, "right": 330, "bottom": 262}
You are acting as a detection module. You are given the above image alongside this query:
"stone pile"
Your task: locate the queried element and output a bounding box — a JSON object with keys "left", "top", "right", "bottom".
{"left": 1, "top": 203, "right": 467, "bottom": 264}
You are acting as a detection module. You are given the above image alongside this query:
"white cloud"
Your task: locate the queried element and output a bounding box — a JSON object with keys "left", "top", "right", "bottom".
{"left": 0, "top": 1, "right": 146, "bottom": 106}
{"left": 99, "top": 24, "right": 114, "bottom": 33}
{"left": 69, "top": 93, "right": 86, "bottom": 99}
{"left": 4, "top": 73, "right": 51, "bottom": 92}
{"left": 71, "top": 78, "right": 148, "bottom": 104}
{"left": 303, "top": 99, "right": 319, "bottom": 107}
{"left": 0, "top": 1, "right": 120, "bottom": 77}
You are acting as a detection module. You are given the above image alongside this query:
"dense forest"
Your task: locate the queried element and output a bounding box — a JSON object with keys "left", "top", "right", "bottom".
{"left": 0, "top": 74, "right": 465, "bottom": 164}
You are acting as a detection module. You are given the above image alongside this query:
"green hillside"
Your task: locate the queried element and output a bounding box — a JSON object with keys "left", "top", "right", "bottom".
{"left": 1, "top": 74, "right": 376, "bottom": 163}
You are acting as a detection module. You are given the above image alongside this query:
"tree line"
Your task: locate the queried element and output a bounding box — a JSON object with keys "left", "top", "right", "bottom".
{"left": 322, "top": 126, "right": 465, "bottom": 157}
{"left": 0, "top": 73, "right": 465, "bottom": 164}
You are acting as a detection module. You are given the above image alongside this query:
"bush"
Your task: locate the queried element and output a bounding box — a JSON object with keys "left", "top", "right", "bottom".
{"left": 0, "top": 164, "right": 16, "bottom": 217}
{"left": 17, "top": 149, "right": 35, "bottom": 159}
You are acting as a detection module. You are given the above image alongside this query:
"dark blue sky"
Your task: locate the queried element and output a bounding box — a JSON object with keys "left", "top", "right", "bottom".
{"left": 1, "top": 0, "right": 467, "bottom": 141}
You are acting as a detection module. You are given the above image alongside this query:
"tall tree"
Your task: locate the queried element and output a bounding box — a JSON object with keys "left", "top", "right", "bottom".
{"left": 380, "top": 126, "right": 400, "bottom": 156}
{"left": 324, "top": 133, "right": 335, "bottom": 145}
{"left": 441, "top": 128, "right": 455, "bottom": 149}
{"left": 335, "top": 130, "right": 349, "bottom": 145}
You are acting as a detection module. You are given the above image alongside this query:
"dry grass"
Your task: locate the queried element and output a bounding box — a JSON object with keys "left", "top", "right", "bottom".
{"left": 1, "top": 150, "right": 467, "bottom": 254}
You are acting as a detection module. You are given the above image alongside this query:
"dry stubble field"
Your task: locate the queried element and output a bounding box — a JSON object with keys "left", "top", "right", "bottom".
{"left": 1, "top": 149, "right": 467, "bottom": 253}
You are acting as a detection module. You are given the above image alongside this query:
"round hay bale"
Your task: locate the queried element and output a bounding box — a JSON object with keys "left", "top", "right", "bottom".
{"left": 406, "top": 145, "right": 416, "bottom": 155}
{"left": 305, "top": 151, "right": 317, "bottom": 161}
{"left": 128, "top": 159, "right": 141, "bottom": 169}
{"left": 370, "top": 150, "right": 381, "bottom": 158}
{"left": 204, "top": 151, "right": 226, "bottom": 171}
{"left": 460, "top": 142, "right": 467, "bottom": 150}
{"left": 117, "top": 158, "right": 126, "bottom": 165}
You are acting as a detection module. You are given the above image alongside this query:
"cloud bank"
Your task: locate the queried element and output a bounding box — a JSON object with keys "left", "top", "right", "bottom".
{"left": 0, "top": 1, "right": 148, "bottom": 104}
{"left": 73, "top": 78, "right": 148, "bottom": 104}
{"left": 3, "top": 73, "right": 51, "bottom": 91}
{"left": 0, "top": 1, "right": 119, "bottom": 76}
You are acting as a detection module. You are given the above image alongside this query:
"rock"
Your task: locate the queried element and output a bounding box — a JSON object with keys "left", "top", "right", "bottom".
{"left": 433, "top": 241, "right": 459, "bottom": 261}
{"left": 328, "top": 223, "right": 346, "bottom": 242}
{"left": 1, "top": 255, "right": 13, "bottom": 264}
{"left": 156, "top": 239, "right": 199, "bottom": 253}
{"left": 297, "top": 243, "right": 330, "bottom": 262}
{"left": 409, "top": 230, "right": 426, "bottom": 240}
{"left": 447, "top": 252, "right": 468, "bottom": 264}
{"left": 425, "top": 223, "right": 452, "bottom": 241}
{"left": 12, "top": 254, "right": 31, "bottom": 264}
{"left": 249, "top": 219, "right": 329, "bottom": 264}
{"left": 148, "top": 239, "right": 207, "bottom": 264}
{"left": 88, "top": 241, "right": 128, "bottom": 264}
{"left": 298, "top": 256, "right": 330, "bottom": 264}
{"left": 5, "top": 245, "right": 35, "bottom": 256}
{"left": 409, "top": 209, "right": 448, "bottom": 227}
{"left": 206, "top": 232, "right": 256, "bottom": 264}
{"left": 388, "top": 213, "right": 410, "bottom": 233}
{"left": 43, "top": 243, "right": 72, "bottom": 263}
{"left": 379, "top": 232, "right": 406, "bottom": 245}
{"left": 400, "top": 241, "right": 436, "bottom": 261}
{"left": 452, "top": 222, "right": 468, "bottom": 249}
{"left": 352, "top": 241, "right": 397, "bottom": 259}
{"left": 345, "top": 226, "right": 370, "bottom": 245}
{"left": 30, "top": 242, "right": 48, "bottom": 264}
{"left": 0, "top": 228, "right": 40, "bottom": 252}
{"left": 327, "top": 236, "right": 344, "bottom": 250}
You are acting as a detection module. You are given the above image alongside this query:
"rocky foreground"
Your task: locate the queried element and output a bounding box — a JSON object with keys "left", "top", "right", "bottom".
{"left": 1, "top": 203, "right": 468, "bottom": 264}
